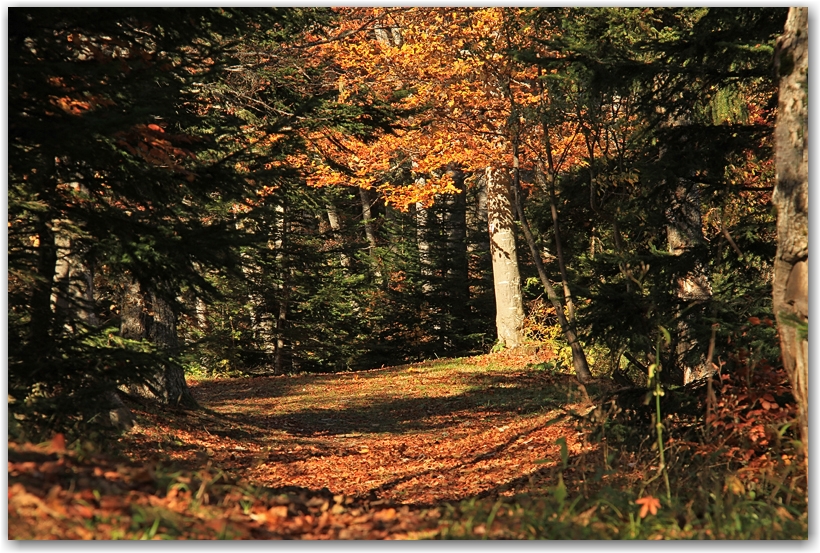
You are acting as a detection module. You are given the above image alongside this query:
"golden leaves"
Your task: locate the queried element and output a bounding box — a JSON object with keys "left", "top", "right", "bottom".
{"left": 297, "top": 8, "right": 595, "bottom": 210}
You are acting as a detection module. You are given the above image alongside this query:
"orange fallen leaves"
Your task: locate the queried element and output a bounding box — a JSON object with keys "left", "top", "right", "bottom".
{"left": 635, "top": 495, "right": 661, "bottom": 518}
{"left": 11, "top": 349, "right": 598, "bottom": 539}
{"left": 49, "top": 433, "right": 66, "bottom": 453}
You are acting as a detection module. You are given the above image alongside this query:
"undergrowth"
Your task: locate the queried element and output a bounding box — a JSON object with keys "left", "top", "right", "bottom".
{"left": 438, "top": 355, "right": 807, "bottom": 540}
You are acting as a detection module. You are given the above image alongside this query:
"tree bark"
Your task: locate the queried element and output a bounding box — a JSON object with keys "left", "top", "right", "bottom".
{"left": 414, "top": 183, "right": 435, "bottom": 295}
{"left": 538, "top": 167, "right": 577, "bottom": 323}
{"left": 773, "top": 6, "right": 808, "bottom": 457}
{"left": 441, "top": 165, "right": 470, "bottom": 315}
{"left": 359, "top": 186, "right": 383, "bottom": 283}
{"left": 30, "top": 213, "right": 59, "bottom": 355}
{"left": 50, "top": 216, "right": 98, "bottom": 330}
{"left": 120, "top": 277, "right": 197, "bottom": 408}
{"left": 537, "top": 121, "right": 578, "bottom": 325}
{"left": 359, "top": 186, "right": 379, "bottom": 251}
{"left": 272, "top": 204, "right": 290, "bottom": 375}
{"left": 665, "top": 179, "right": 713, "bottom": 385}
{"left": 326, "top": 201, "right": 351, "bottom": 268}
{"left": 486, "top": 166, "right": 525, "bottom": 348}
{"left": 234, "top": 215, "right": 277, "bottom": 367}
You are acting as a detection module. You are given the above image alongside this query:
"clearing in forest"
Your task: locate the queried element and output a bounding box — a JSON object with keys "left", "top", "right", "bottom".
{"left": 11, "top": 349, "right": 613, "bottom": 540}
{"left": 125, "top": 349, "right": 590, "bottom": 507}
{"left": 9, "top": 348, "right": 805, "bottom": 539}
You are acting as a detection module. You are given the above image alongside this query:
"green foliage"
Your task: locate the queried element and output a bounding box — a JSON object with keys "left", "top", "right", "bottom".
{"left": 7, "top": 326, "right": 166, "bottom": 444}
{"left": 7, "top": 7, "right": 341, "bottom": 437}
{"left": 438, "top": 356, "right": 805, "bottom": 540}
{"left": 516, "top": 7, "right": 785, "bottom": 383}
{"left": 438, "top": 481, "right": 806, "bottom": 539}
{"left": 179, "top": 181, "right": 494, "bottom": 376}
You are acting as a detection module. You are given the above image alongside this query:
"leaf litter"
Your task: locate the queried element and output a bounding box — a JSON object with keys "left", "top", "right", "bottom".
{"left": 9, "top": 349, "right": 597, "bottom": 539}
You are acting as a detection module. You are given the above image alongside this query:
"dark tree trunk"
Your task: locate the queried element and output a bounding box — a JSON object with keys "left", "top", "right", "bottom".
{"left": 773, "top": 6, "right": 808, "bottom": 457}
{"left": 442, "top": 166, "right": 470, "bottom": 311}
{"left": 665, "top": 180, "right": 713, "bottom": 385}
{"left": 30, "top": 214, "right": 59, "bottom": 355}
{"left": 539, "top": 167, "right": 577, "bottom": 324}
{"left": 121, "top": 277, "right": 197, "bottom": 408}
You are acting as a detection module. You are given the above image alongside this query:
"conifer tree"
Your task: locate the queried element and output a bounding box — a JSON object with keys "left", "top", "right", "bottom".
{"left": 8, "top": 7, "right": 342, "bottom": 436}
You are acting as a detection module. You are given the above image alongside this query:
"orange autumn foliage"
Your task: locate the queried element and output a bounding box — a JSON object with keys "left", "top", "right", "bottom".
{"left": 294, "top": 8, "right": 588, "bottom": 209}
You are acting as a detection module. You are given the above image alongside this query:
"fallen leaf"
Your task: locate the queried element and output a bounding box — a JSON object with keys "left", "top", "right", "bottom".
{"left": 50, "top": 433, "right": 66, "bottom": 453}
{"left": 374, "top": 508, "right": 397, "bottom": 521}
{"left": 636, "top": 495, "right": 661, "bottom": 518}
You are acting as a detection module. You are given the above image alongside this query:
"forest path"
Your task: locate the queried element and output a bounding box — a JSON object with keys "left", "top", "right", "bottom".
{"left": 10, "top": 349, "right": 606, "bottom": 539}
{"left": 124, "top": 349, "right": 592, "bottom": 508}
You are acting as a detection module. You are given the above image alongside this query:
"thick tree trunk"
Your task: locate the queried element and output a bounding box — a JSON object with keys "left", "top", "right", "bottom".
{"left": 486, "top": 166, "right": 525, "bottom": 348}
{"left": 773, "top": 6, "right": 808, "bottom": 457}
{"left": 50, "top": 216, "right": 98, "bottom": 329}
{"left": 121, "top": 277, "right": 197, "bottom": 408}
{"left": 120, "top": 277, "right": 149, "bottom": 342}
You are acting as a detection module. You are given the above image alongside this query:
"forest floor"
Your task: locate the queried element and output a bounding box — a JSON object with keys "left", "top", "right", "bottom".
{"left": 9, "top": 348, "right": 807, "bottom": 539}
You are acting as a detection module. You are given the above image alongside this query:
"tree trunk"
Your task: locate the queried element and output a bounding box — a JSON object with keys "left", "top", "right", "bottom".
{"left": 30, "top": 214, "right": 59, "bottom": 355}
{"left": 273, "top": 204, "right": 290, "bottom": 375}
{"left": 539, "top": 167, "right": 577, "bottom": 323}
{"left": 50, "top": 216, "right": 98, "bottom": 330}
{"left": 414, "top": 185, "right": 435, "bottom": 295}
{"left": 486, "top": 166, "right": 525, "bottom": 348}
{"left": 120, "top": 277, "right": 197, "bottom": 408}
{"left": 120, "top": 277, "right": 149, "bottom": 342}
{"left": 359, "top": 186, "right": 383, "bottom": 282}
{"left": 359, "top": 186, "right": 379, "bottom": 251}
{"left": 465, "top": 173, "right": 494, "bottom": 339}
{"left": 665, "top": 179, "right": 713, "bottom": 385}
{"left": 773, "top": 6, "right": 808, "bottom": 458}
{"left": 234, "top": 213, "right": 277, "bottom": 368}
{"left": 326, "top": 201, "right": 351, "bottom": 268}
{"left": 442, "top": 166, "right": 469, "bottom": 300}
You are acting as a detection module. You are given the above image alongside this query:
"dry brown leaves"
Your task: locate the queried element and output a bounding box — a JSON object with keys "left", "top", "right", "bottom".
{"left": 9, "top": 350, "right": 597, "bottom": 539}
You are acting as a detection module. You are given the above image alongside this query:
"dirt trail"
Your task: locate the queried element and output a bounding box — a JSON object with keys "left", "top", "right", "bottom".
{"left": 124, "top": 350, "right": 591, "bottom": 507}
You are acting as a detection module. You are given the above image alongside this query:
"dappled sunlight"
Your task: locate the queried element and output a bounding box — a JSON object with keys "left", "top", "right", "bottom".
{"left": 122, "top": 351, "right": 593, "bottom": 507}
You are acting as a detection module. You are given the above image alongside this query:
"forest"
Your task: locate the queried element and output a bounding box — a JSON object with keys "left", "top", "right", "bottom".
{"left": 8, "top": 7, "right": 807, "bottom": 539}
